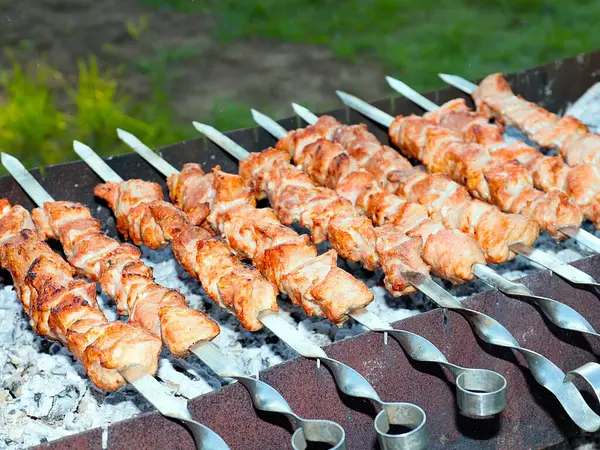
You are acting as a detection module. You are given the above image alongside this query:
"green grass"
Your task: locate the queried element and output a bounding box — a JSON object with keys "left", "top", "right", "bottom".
{"left": 137, "top": 0, "right": 600, "bottom": 91}
{"left": 2, "top": 0, "right": 599, "bottom": 173}
{"left": 0, "top": 55, "right": 191, "bottom": 174}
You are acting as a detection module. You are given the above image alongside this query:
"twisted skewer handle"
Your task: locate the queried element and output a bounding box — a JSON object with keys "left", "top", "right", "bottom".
{"left": 402, "top": 271, "right": 600, "bottom": 432}
{"left": 192, "top": 340, "right": 346, "bottom": 449}
{"left": 351, "top": 309, "right": 506, "bottom": 417}
{"left": 257, "top": 312, "right": 428, "bottom": 449}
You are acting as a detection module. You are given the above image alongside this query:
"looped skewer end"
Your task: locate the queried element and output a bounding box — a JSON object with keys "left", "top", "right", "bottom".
{"left": 235, "top": 375, "right": 347, "bottom": 450}
{"left": 350, "top": 308, "right": 506, "bottom": 418}
{"left": 191, "top": 341, "right": 346, "bottom": 449}
{"left": 564, "top": 362, "right": 600, "bottom": 405}
{"left": 374, "top": 402, "right": 428, "bottom": 450}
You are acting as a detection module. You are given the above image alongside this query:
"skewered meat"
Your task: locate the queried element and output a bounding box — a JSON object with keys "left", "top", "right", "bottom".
{"left": 94, "top": 180, "right": 279, "bottom": 332}
{"left": 274, "top": 123, "right": 488, "bottom": 279}
{"left": 473, "top": 73, "right": 600, "bottom": 169}
{"left": 388, "top": 115, "right": 582, "bottom": 238}
{"left": 168, "top": 164, "right": 373, "bottom": 325}
{"left": 425, "top": 98, "right": 600, "bottom": 228}
{"left": 31, "top": 201, "right": 220, "bottom": 357}
{"left": 290, "top": 116, "right": 538, "bottom": 264}
{"left": 238, "top": 150, "right": 434, "bottom": 293}
{"left": 0, "top": 198, "right": 161, "bottom": 390}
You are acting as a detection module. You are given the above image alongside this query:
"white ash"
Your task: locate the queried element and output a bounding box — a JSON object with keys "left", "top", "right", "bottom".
{"left": 3, "top": 90, "right": 600, "bottom": 449}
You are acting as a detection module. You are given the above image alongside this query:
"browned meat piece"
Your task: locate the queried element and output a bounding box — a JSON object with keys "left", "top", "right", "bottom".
{"left": 168, "top": 164, "right": 374, "bottom": 324}
{"left": 295, "top": 116, "right": 539, "bottom": 264}
{"left": 239, "top": 149, "right": 433, "bottom": 293}
{"left": 168, "top": 164, "right": 216, "bottom": 226}
{"left": 390, "top": 114, "right": 581, "bottom": 239}
{"left": 0, "top": 199, "right": 161, "bottom": 390}
{"left": 425, "top": 97, "right": 600, "bottom": 228}
{"left": 31, "top": 201, "right": 219, "bottom": 357}
{"left": 473, "top": 73, "right": 600, "bottom": 171}
{"left": 95, "top": 183, "right": 279, "bottom": 332}
{"left": 304, "top": 138, "right": 487, "bottom": 282}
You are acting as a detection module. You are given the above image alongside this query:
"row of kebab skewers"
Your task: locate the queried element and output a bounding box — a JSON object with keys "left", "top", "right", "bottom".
{"left": 2, "top": 72, "right": 600, "bottom": 448}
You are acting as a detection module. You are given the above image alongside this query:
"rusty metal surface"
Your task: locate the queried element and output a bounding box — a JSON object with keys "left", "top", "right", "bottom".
{"left": 19, "top": 49, "right": 600, "bottom": 449}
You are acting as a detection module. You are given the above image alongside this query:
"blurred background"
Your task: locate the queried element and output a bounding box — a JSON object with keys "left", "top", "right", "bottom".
{"left": 1, "top": 0, "right": 599, "bottom": 173}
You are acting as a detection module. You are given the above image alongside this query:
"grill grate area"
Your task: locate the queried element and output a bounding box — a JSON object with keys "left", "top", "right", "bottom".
{"left": 1, "top": 50, "right": 600, "bottom": 449}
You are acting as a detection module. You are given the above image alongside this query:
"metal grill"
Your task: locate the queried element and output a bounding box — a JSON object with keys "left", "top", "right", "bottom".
{"left": 2, "top": 50, "right": 600, "bottom": 450}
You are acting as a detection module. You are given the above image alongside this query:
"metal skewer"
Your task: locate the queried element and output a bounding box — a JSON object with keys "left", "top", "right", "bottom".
{"left": 288, "top": 101, "right": 600, "bottom": 340}
{"left": 243, "top": 102, "right": 600, "bottom": 432}
{"left": 436, "top": 73, "right": 600, "bottom": 255}
{"left": 69, "top": 142, "right": 346, "bottom": 450}
{"left": 333, "top": 89, "right": 600, "bottom": 289}
{"left": 189, "top": 121, "right": 509, "bottom": 417}
{"left": 0, "top": 152, "right": 230, "bottom": 450}
{"left": 84, "top": 135, "right": 429, "bottom": 450}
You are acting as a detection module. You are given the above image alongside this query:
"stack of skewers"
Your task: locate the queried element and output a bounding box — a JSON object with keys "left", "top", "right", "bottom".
{"left": 2, "top": 66, "right": 600, "bottom": 449}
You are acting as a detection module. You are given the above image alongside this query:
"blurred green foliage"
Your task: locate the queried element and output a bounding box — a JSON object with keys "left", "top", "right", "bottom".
{"left": 138, "top": 0, "right": 600, "bottom": 90}
{"left": 1, "top": 0, "right": 599, "bottom": 173}
{"left": 0, "top": 55, "right": 192, "bottom": 174}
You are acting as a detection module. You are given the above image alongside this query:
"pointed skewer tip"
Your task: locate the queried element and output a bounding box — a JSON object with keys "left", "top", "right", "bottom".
{"left": 250, "top": 108, "right": 267, "bottom": 121}
{"left": 192, "top": 121, "right": 210, "bottom": 133}
{"left": 1, "top": 152, "right": 17, "bottom": 164}
{"left": 116, "top": 128, "right": 129, "bottom": 138}
{"left": 73, "top": 140, "right": 87, "bottom": 150}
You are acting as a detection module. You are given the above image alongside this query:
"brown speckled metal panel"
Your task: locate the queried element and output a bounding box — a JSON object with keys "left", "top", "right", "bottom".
{"left": 32, "top": 428, "right": 104, "bottom": 450}
{"left": 18, "top": 50, "right": 600, "bottom": 449}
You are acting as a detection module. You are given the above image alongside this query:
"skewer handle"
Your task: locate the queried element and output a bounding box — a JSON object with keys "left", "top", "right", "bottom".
{"left": 402, "top": 271, "right": 600, "bottom": 431}
{"left": 192, "top": 341, "right": 347, "bottom": 449}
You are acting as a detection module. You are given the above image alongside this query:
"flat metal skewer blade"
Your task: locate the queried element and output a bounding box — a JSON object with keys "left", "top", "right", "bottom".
{"left": 259, "top": 311, "right": 328, "bottom": 360}
{"left": 122, "top": 366, "right": 231, "bottom": 450}
{"left": 73, "top": 141, "right": 124, "bottom": 183}
{"left": 335, "top": 90, "right": 394, "bottom": 127}
{"left": 117, "top": 128, "right": 179, "bottom": 177}
{"left": 250, "top": 109, "right": 288, "bottom": 139}
{"left": 291, "top": 103, "right": 320, "bottom": 126}
{"left": 1, "top": 153, "right": 55, "bottom": 205}
{"left": 120, "top": 365, "right": 192, "bottom": 420}
{"left": 191, "top": 342, "right": 245, "bottom": 378}
{"left": 385, "top": 76, "right": 440, "bottom": 112}
{"left": 560, "top": 227, "right": 600, "bottom": 255}
{"left": 401, "top": 272, "right": 464, "bottom": 310}
{"left": 193, "top": 122, "right": 250, "bottom": 161}
{"left": 510, "top": 243, "right": 599, "bottom": 286}
{"left": 438, "top": 73, "right": 477, "bottom": 95}
{"left": 349, "top": 308, "right": 392, "bottom": 331}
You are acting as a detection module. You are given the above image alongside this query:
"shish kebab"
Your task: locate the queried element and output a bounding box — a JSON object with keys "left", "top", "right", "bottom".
{"left": 186, "top": 120, "right": 600, "bottom": 432}
{"left": 115, "top": 128, "right": 509, "bottom": 421}
{"left": 0, "top": 198, "right": 230, "bottom": 450}
{"left": 436, "top": 73, "right": 600, "bottom": 247}
{"left": 1, "top": 152, "right": 353, "bottom": 450}
{"left": 336, "top": 90, "right": 600, "bottom": 290}
{"left": 441, "top": 72, "right": 600, "bottom": 171}
{"left": 276, "top": 103, "right": 600, "bottom": 339}
{"left": 73, "top": 142, "right": 438, "bottom": 450}
{"left": 389, "top": 75, "right": 600, "bottom": 252}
